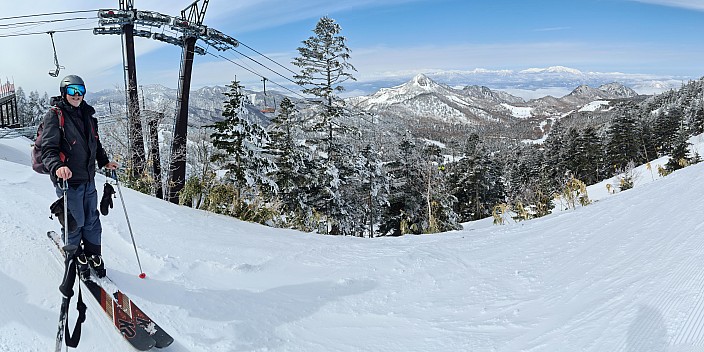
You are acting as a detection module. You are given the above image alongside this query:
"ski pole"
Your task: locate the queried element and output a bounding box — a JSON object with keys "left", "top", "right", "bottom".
{"left": 111, "top": 170, "right": 146, "bottom": 279}
{"left": 61, "top": 179, "right": 68, "bottom": 244}
{"left": 56, "top": 178, "right": 69, "bottom": 352}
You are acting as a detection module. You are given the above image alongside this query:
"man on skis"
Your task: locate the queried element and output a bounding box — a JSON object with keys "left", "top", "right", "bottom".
{"left": 41, "top": 74, "right": 118, "bottom": 279}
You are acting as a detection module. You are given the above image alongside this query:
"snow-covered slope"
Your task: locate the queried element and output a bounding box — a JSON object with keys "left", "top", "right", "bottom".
{"left": 2, "top": 135, "right": 704, "bottom": 351}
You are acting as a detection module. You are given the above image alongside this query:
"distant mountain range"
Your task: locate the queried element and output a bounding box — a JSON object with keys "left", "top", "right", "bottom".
{"left": 85, "top": 65, "right": 692, "bottom": 144}
{"left": 345, "top": 66, "right": 692, "bottom": 99}
{"left": 347, "top": 73, "right": 640, "bottom": 125}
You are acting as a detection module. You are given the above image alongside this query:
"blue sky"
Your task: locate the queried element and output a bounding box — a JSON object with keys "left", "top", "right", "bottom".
{"left": 1, "top": 0, "right": 703, "bottom": 96}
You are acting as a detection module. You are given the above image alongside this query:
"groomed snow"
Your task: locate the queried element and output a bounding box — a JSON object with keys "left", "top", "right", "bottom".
{"left": 578, "top": 100, "right": 611, "bottom": 112}
{"left": 501, "top": 103, "right": 533, "bottom": 119}
{"left": 2, "top": 134, "right": 704, "bottom": 351}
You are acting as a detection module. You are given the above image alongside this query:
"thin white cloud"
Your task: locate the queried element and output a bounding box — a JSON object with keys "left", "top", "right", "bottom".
{"left": 533, "top": 27, "right": 571, "bottom": 32}
{"left": 629, "top": 0, "right": 704, "bottom": 11}
{"left": 206, "top": 0, "right": 429, "bottom": 33}
{"left": 349, "top": 41, "right": 704, "bottom": 83}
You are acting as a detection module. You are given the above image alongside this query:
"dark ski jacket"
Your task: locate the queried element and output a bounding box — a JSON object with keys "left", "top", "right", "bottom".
{"left": 40, "top": 96, "right": 109, "bottom": 186}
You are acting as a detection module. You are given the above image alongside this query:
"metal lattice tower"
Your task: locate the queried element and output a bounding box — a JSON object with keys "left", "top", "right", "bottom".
{"left": 93, "top": 0, "right": 239, "bottom": 201}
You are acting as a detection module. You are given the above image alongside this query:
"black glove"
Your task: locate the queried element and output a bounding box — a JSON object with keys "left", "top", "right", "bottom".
{"left": 50, "top": 197, "right": 77, "bottom": 232}
{"left": 100, "top": 183, "right": 115, "bottom": 216}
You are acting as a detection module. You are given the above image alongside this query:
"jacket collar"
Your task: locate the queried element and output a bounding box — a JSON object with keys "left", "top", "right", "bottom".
{"left": 51, "top": 96, "right": 96, "bottom": 116}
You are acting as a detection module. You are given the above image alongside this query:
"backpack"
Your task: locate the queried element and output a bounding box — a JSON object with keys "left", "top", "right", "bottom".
{"left": 32, "top": 107, "right": 66, "bottom": 174}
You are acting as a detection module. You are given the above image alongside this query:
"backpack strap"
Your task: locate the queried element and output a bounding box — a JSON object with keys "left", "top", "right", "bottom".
{"left": 50, "top": 106, "right": 67, "bottom": 163}
{"left": 50, "top": 106, "right": 65, "bottom": 129}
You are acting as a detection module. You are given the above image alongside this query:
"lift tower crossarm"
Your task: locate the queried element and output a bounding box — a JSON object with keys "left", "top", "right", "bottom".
{"left": 181, "top": 0, "right": 209, "bottom": 25}
{"left": 119, "top": 0, "right": 134, "bottom": 10}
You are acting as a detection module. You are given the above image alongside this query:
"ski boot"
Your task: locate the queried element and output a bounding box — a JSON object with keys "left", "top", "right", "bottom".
{"left": 88, "top": 254, "right": 106, "bottom": 278}
{"left": 76, "top": 254, "right": 91, "bottom": 280}
{"left": 76, "top": 254, "right": 106, "bottom": 279}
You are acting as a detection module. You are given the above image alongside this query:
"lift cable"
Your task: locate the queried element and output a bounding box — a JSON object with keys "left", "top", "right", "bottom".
{"left": 0, "top": 27, "right": 93, "bottom": 38}
{"left": 229, "top": 47, "right": 300, "bottom": 87}
{"left": 237, "top": 40, "right": 298, "bottom": 76}
{"left": 209, "top": 52, "right": 307, "bottom": 100}
{"left": 0, "top": 16, "right": 96, "bottom": 29}
{"left": 0, "top": 10, "right": 99, "bottom": 22}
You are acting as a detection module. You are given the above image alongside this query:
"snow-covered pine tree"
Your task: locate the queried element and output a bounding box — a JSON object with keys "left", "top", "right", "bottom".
{"left": 28, "top": 90, "right": 45, "bottom": 125}
{"left": 665, "top": 125, "right": 693, "bottom": 172}
{"left": 359, "top": 143, "right": 390, "bottom": 237}
{"left": 292, "top": 16, "right": 358, "bottom": 235}
{"left": 637, "top": 119, "right": 658, "bottom": 164}
{"left": 503, "top": 145, "right": 554, "bottom": 220}
{"left": 265, "top": 97, "right": 318, "bottom": 230}
{"left": 606, "top": 105, "right": 641, "bottom": 174}
{"left": 563, "top": 127, "right": 581, "bottom": 178}
{"left": 654, "top": 106, "right": 684, "bottom": 155}
{"left": 378, "top": 133, "right": 426, "bottom": 236}
{"left": 448, "top": 133, "right": 504, "bottom": 222}
{"left": 13, "top": 87, "right": 30, "bottom": 126}
{"left": 209, "top": 80, "right": 274, "bottom": 219}
{"left": 542, "top": 121, "right": 569, "bottom": 192}
{"left": 421, "top": 143, "right": 461, "bottom": 233}
{"left": 502, "top": 145, "right": 536, "bottom": 202}
{"left": 691, "top": 105, "right": 704, "bottom": 135}
{"left": 329, "top": 142, "right": 367, "bottom": 236}
{"left": 574, "top": 126, "right": 603, "bottom": 185}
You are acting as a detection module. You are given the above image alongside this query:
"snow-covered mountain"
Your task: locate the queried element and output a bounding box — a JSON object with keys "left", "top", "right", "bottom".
{"left": 85, "top": 65, "right": 681, "bottom": 129}
{"left": 80, "top": 68, "right": 680, "bottom": 146}
{"left": 349, "top": 65, "right": 690, "bottom": 98}
{"left": 348, "top": 74, "right": 642, "bottom": 124}
{"left": 561, "top": 83, "right": 638, "bottom": 103}
{"left": 4, "top": 130, "right": 704, "bottom": 351}
{"left": 347, "top": 73, "right": 514, "bottom": 124}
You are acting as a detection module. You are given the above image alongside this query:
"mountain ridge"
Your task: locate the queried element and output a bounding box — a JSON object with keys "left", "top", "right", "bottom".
{"left": 348, "top": 74, "right": 642, "bottom": 125}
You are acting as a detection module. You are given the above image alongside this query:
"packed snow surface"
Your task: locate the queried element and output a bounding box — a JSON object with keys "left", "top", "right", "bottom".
{"left": 2, "top": 134, "right": 704, "bottom": 351}
{"left": 578, "top": 100, "right": 612, "bottom": 112}
{"left": 501, "top": 103, "right": 533, "bottom": 118}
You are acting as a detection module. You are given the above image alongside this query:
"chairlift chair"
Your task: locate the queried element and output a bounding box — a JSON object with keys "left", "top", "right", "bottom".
{"left": 260, "top": 78, "right": 276, "bottom": 114}
{"left": 47, "top": 31, "right": 65, "bottom": 77}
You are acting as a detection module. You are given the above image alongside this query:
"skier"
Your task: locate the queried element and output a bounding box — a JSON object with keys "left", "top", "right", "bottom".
{"left": 41, "top": 74, "right": 118, "bottom": 279}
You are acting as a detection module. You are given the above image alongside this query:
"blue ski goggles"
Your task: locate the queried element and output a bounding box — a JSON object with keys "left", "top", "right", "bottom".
{"left": 66, "top": 84, "right": 86, "bottom": 96}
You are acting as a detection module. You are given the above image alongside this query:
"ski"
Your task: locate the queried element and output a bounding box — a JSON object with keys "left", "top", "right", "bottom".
{"left": 48, "top": 231, "right": 173, "bottom": 348}
{"left": 47, "top": 231, "right": 158, "bottom": 350}
{"left": 54, "top": 297, "right": 68, "bottom": 352}
{"left": 81, "top": 277, "right": 157, "bottom": 350}
{"left": 113, "top": 289, "right": 174, "bottom": 348}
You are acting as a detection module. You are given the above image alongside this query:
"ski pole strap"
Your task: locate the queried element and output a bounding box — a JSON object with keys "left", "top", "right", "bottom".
{"left": 58, "top": 246, "right": 78, "bottom": 298}
{"left": 56, "top": 178, "right": 68, "bottom": 190}
{"left": 64, "top": 284, "right": 86, "bottom": 348}
{"left": 58, "top": 245, "right": 86, "bottom": 348}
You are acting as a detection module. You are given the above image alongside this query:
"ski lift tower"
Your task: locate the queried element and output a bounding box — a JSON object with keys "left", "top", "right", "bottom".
{"left": 95, "top": 0, "right": 239, "bottom": 203}
{"left": 166, "top": 0, "right": 209, "bottom": 204}
{"left": 94, "top": 0, "right": 147, "bottom": 179}
{"left": 166, "top": 0, "right": 241, "bottom": 203}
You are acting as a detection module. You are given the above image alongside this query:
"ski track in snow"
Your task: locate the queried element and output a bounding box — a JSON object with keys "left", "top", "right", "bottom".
{"left": 3, "top": 135, "right": 704, "bottom": 351}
